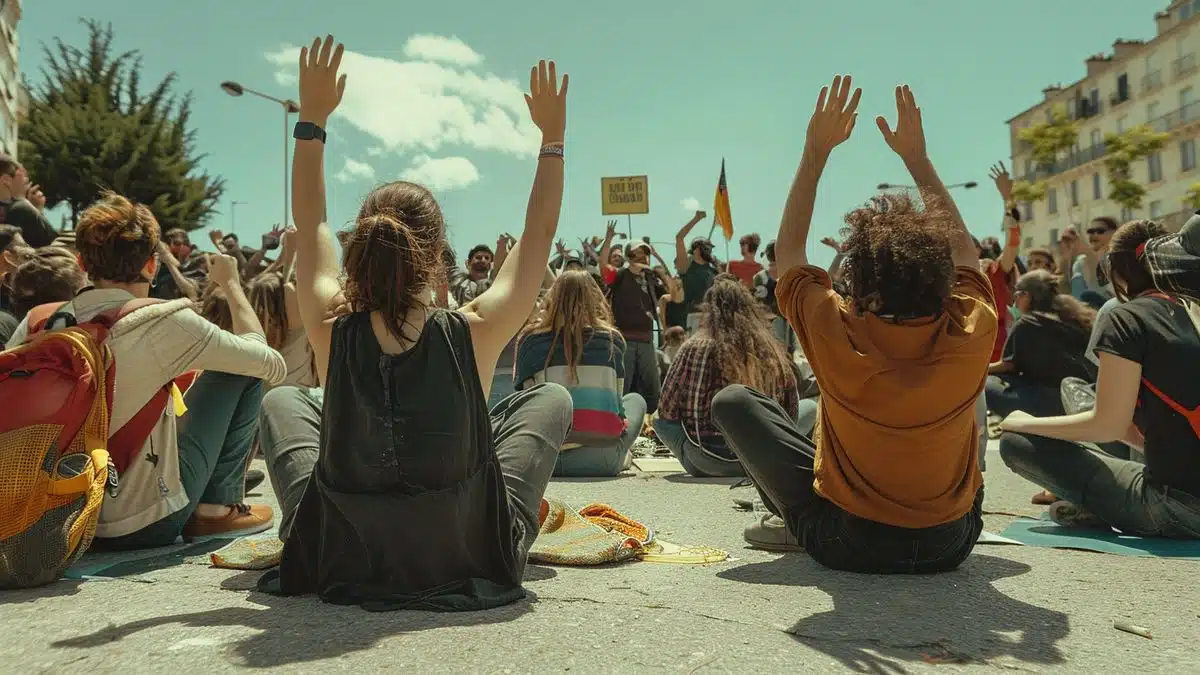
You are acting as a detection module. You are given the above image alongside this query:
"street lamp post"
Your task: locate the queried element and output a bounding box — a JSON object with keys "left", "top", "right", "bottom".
{"left": 230, "top": 200, "right": 247, "bottom": 234}
{"left": 877, "top": 181, "right": 979, "bottom": 191}
{"left": 220, "top": 81, "right": 301, "bottom": 230}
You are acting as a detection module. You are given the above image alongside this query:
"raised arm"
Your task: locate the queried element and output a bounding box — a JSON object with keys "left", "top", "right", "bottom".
{"left": 989, "top": 163, "right": 1021, "bottom": 273}
{"left": 155, "top": 240, "right": 199, "bottom": 301}
{"left": 462, "top": 60, "right": 568, "bottom": 370}
{"left": 777, "top": 75, "right": 861, "bottom": 276}
{"left": 598, "top": 220, "right": 618, "bottom": 269}
{"left": 674, "top": 212, "right": 705, "bottom": 274}
{"left": 292, "top": 35, "right": 349, "bottom": 385}
{"left": 877, "top": 85, "right": 977, "bottom": 269}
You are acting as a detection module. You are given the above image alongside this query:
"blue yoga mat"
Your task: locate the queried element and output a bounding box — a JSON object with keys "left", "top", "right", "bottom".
{"left": 65, "top": 540, "right": 227, "bottom": 579}
{"left": 1000, "top": 518, "right": 1200, "bottom": 558}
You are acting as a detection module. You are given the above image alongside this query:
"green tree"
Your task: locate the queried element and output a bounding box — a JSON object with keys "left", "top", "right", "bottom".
{"left": 1103, "top": 124, "right": 1169, "bottom": 212}
{"left": 18, "top": 19, "right": 224, "bottom": 231}
{"left": 1011, "top": 107, "right": 1078, "bottom": 204}
{"left": 1185, "top": 182, "right": 1200, "bottom": 209}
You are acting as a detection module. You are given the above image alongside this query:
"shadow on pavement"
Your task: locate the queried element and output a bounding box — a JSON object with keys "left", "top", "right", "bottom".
{"left": 0, "top": 579, "right": 85, "bottom": 605}
{"left": 49, "top": 574, "right": 539, "bottom": 667}
{"left": 718, "top": 553, "right": 1068, "bottom": 672}
{"left": 662, "top": 474, "right": 740, "bottom": 486}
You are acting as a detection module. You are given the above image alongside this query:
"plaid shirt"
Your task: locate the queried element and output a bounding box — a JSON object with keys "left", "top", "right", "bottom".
{"left": 659, "top": 336, "right": 799, "bottom": 444}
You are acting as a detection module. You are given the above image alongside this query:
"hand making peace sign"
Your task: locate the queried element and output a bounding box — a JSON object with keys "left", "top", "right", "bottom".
{"left": 805, "top": 75, "right": 862, "bottom": 159}
{"left": 298, "top": 35, "right": 347, "bottom": 123}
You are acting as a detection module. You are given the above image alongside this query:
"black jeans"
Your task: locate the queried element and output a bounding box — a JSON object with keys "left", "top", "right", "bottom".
{"left": 711, "top": 385, "right": 983, "bottom": 574}
{"left": 623, "top": 339, "right": 661, "bottom": 413}
{"left": 985, "top": 374, "right": 1063, "bottom": 419}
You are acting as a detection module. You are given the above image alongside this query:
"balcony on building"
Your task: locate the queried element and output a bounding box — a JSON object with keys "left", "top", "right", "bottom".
{"left": 1174, "top": 52, "right": 1198, "bottom": 80}
{"left": 1142, "top": 69, "right": 1165, "bottom": 95}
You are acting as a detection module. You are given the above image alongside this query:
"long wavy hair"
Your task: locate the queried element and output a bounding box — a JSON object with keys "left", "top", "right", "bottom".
{"left": 246, "top": 272, "right": 290, "bottom": 350}
{"left": 520, "top": 270, "right": 623, "bottom": 384}
{"left": 1015, "top": 270, "right": 1095, "bottom": 334}
{"left": 698, "top": 276, "right": 795, "bottom": 397}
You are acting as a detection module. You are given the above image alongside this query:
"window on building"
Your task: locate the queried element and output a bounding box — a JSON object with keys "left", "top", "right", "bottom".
{"left": 1183, "top": 139, "right": 1197, "bottom": 171}
{"left": 1117, "top": 115, "right": 1128, "bottom": 134}
{"left": 1182, "top": 86, "right": 1195, "bottom": 110}
{"left": 1023, "top": 158, "right": 1032, "bottom": 177}
{"left": 1121, "top": 206, "right": 1135, "bottom": 222}
{"left": 1047, "top": 187, "right": 1058, "bottom": 214}
{"left": 1021, "top": 202, "right": 1033, "bottom": 221}
{"left": 1149, "top": 101, "right": 1161, "bottom": 122}
{"left": 1090, "top": 129, "right": 1102, "bottom": 147}
{"left": 1048, "top": 228, "right": 1059, "bottom": 247}
{"left": 1117, "top": 72, "right": 1130, "bottom": 102}
{"left": 1092, "top": 172, "right": 1103, "bottom": 199}
{"left": 1149, "top": 152, "right": 1165, "bottom": 182}
{"left": 1150, "top": 200, "right": 1164, "bottom": 219}
{"left": 1186, "top": 3, "right": 1196, "bottom": 20}
{"left": 1070, "top": 179, "right": 1079, "bottom": 207}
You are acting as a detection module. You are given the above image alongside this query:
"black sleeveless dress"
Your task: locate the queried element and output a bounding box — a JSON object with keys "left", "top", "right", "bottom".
{"left": 258, "top": 310, "right": 526, "bottom": 611}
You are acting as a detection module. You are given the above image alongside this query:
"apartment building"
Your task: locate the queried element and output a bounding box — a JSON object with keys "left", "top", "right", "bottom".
{"left": 0, "top": 0, "right": 20, "bottom": 159}
{"left": 1007, "top": 0, "right": 1200, "bottom": 253}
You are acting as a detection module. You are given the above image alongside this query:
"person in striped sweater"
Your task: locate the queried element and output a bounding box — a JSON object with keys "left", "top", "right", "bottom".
{"left": 515, "top": 270, "right": 646, "bottom": 476}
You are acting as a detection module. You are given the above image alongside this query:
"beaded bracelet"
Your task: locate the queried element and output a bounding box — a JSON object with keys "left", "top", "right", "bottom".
{"left": 539, "top": 143, "right": 565, "bottom": 160}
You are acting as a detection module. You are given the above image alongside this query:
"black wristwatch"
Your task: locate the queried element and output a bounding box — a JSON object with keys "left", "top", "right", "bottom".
{"left": 293, "top": 121, "right": 327, "bottom": 143}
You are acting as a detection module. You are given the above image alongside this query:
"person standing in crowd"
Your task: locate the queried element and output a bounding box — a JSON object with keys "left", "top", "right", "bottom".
{"left": 727, "top": 233, "right": 763, "bottom": 288}
{"left": 601, "top": 238, "right": 670, "bottom": 413}
{"left": 712, "top": 80, "right": 994, "bottom": 573}
{"left": 977, "top": 163, "right": 1021, "bottom": 365}
{"left": 6, "top": 191, "right": 287, "bottom": 548}
{"left": 452, "top": 235, "right": 512, "bottom": 307}
{"left": 1000, "top": 219, "right": 1200, "bottom": 537}
{"left": 256, "top": 39, "right": 571, "bottom": 610}
{"left": 515, "top": 270, "right": 644, "bottom": 477}
{"left": 674, "top": 210, "right": 716, "bottom": 333}
{"left": 0, "top": 156, "right": 56, "bottom": 248}
{"left": 656, "top": 275, "right": 801, "bottom": 477}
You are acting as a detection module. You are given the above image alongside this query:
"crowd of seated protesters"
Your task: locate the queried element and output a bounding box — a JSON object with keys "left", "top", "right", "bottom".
{"left": 656, "top": 275, "right": 808, "bottom": 478}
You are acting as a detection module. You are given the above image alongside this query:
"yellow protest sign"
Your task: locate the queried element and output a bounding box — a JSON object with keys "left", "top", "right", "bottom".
{"left": 600, "top": 176, "right": 650, "bottom": 215}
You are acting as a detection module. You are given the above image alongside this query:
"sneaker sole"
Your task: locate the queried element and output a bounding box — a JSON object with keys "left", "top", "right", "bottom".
{"left": 744, "top": 538, "right": 803, "bottom": 553}
{"left": 184, "top": 519, "right": 275, "bottom": 543}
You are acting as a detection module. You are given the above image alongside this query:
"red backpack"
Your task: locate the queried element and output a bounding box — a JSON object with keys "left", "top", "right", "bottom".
{"left": 21, "top": 299, "right": 198, "bottom": 479}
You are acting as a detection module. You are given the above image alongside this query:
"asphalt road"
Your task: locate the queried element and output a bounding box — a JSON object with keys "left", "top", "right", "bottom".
{"left": 3, "top": 441, "right": 1197, "bottom": 674}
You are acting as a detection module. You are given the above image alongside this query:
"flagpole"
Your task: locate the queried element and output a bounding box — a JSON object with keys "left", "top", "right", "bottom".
{"left": 627, "top": 214, "right": 633, "bottom": 240}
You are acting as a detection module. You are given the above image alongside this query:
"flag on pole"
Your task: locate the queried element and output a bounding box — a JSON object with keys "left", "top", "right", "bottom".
{"left": 713, "top": 159, "right": 734, "bottom": 241}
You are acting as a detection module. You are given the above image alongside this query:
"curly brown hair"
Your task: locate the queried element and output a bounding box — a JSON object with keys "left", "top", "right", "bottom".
{"left": 343, "top": 181, "right": 445, "bottom": 344}
{"left": 75, "top": 191, "right": 160, "bottom": 283}
{"left": 698, "top": 277, "right": 795, "bottom": 398}
{"left": 840, "top": 192, "right": 956, "bottom": 319}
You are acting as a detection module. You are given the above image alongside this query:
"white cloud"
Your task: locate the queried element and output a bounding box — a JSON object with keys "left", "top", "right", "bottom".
{"left": 365, "top": 146, "right": 386, "bottom": 157}
{"left": 334, "top": 157, "right": 377, "bottom": 184}
{"left": 402, "top": 35, "right": 482, "bottom": 67}
{"left": 400, "top": 155, "right": 480, "bottom": 191}
{"left": 265, "top": 39, "right": 538, "bottom": 160}
{"left": 681, "top": 197, "right": 700, "bottom": 211}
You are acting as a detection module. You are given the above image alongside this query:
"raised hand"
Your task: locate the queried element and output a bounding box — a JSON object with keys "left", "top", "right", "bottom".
{"left": 262, "top": 224, "right": 285, "bottom": 250}
{"left": 525, "top": 60, "right": 568, "bottom": 142}
{"left": 26, "top": 184, "right": 46, "bottom": 211}
{"left": 209, "top": 229, "right": 225, "bottom": 249}
{"left": 280, "top": 227, "right": 297, "bottom": 251}
{"left": 207, "top": 253, "right": 239, "bottom": 286}
{"left": 605, "top": 220, "right": 618, "bottom": 238}
{"left": 876, "top": 85, "right": 927, "bottom": 164}
{"left": 693, "top": 210, "right": 707, "bottom": 222}
{"left": 820, "top": 236, "right": 846, "bottom": 253}
{"left": 298, "top": 35, "right": 347, "bottom": 123}
{"left": 989, "top": 162, "right": 1014, "bottom": 202}
{"left": 555, "top": 238, "right": 567, "bottom": 256}
{"left": 805, "top": 75, "right": 862, "bottom": 159}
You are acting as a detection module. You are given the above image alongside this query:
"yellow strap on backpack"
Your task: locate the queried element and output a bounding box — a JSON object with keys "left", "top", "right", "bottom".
{"left": 170, "top": 382, "right": 187, "bottom": 417}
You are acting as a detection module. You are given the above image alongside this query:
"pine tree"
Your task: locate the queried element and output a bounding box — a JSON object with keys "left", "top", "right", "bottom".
{"left": 17, "top": 19, "right": 224, "bottom": 231}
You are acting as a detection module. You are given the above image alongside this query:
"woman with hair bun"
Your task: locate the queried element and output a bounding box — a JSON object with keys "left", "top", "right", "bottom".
{"left": 256, "top": 36, "right": 573, "bottom": 610}
{"left": 1001, "top": 219, "right": 1200, "bottom": 537}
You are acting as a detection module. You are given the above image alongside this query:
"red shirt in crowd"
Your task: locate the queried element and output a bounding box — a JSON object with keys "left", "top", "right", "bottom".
{"left": 985, "top": 260, "right": 1013, "bottom": 362}
{"left": 727, "top": 260, "right": 763, "bottom": 288}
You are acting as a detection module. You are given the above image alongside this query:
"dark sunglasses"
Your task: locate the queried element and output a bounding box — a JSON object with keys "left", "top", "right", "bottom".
{"left": 1085, "top": 227, "right": 1112, "bottom": 236}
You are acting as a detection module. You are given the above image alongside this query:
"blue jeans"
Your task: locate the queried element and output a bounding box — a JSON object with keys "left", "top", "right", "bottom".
{"left": 554, "top": 393, "right": 646, "bottom": 477}
{"left": 985, "top": 374, "right": 1064, "bottom": 419}
{"left": 653, "top": 418, "right": 744, "bottom": 477}
{"left": 97, "top": 372, "right": 265, "bottom": 550}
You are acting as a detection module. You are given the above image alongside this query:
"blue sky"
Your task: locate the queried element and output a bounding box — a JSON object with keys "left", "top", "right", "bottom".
{"left": 23, "top": 0, "right": 1151, "bottom": 268}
